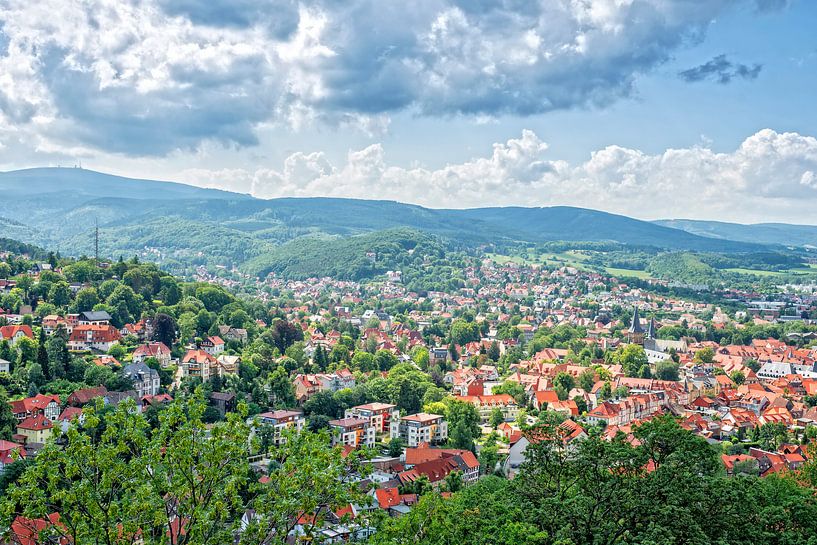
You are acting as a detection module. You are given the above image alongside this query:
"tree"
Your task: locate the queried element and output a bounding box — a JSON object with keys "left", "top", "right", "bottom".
{"left": 490, "top": 407, "right": 505, "bottom": 429}
{"left": 268, "top": 320, "right": 304, "bottom": 354}
{"left": 374, "top": 349, "right": 398, "bottom": 371}
{"left": 730, "top": 370, "right": 746, "bottom": 386}
{"left": 578, "top": 368, "right": 596, "bottom": 393}
{"left": 73, "top": 288, "right": 99, "bottom": 313}
{"left": 487, "top": 341, "right": 501, "bottom": 362}
{"left": 15, "top": 337, "right": 37, "bottom": 366}
{"left": 447, "top": 400, "right": 481, "bottom": 452}
{"left": 267, "top": 366, "right": 296, "bottom": 408}
{"left": 152, "top": 312, "right": 178, "bottom": 349}
{"left": 36, "top": 329, "right": 49, "bottom": 382}
{"left": 479, "top": 432, "right": 500, "bottom": 475}
{"left": 694, "top": 347, "right": 715, "bottom": 364}
{"left": 553, "top": 371, "right": 575, "bottom": 393}
{"left": 47, "top": 281, "right": 71, "bottom": 307}
{"left": 611, "top": 343, "right": 649, "bottom": 377}
{"left": 655, "top": 360, "right": 680, "bottom": 381}
{"left": 388, "top": 437, "right": 405, "bottom": 458}
{"left": 444, "top": 470, "right": 464, "bottom": 493}
{"left": 0, "top": 389, "right": 16, "bottom": 440}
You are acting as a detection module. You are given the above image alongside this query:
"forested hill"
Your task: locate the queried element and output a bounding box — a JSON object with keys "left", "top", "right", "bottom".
{"left": 656, "top": 218, "right": 817, "bottom": 247}
{"left": 0, "top": 167, "right": 780, "bottom": 278}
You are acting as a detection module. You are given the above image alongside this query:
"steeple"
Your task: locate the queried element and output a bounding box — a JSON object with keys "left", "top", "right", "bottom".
{"left": 627, "top": 307, "right": 645, "bottom": 345}
{"left": 628, "top": 307, "right": 644, "bottom": 334}
{"left": 645, "top": 318, "right": 657, "bottom": 340}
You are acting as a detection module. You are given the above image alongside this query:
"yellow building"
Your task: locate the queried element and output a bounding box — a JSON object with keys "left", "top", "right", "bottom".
{"left": 16, "top": 415, "right": 54, "bottom": 444}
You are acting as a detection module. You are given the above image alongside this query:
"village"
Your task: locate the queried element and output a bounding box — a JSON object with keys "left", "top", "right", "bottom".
{"left": 2, "top": 245, "right": 817, "bottom": 542}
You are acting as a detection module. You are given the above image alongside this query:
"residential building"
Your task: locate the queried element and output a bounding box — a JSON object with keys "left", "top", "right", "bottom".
{"left": 456, "top": 394, "right": 519, "bottom": 423}
{"left": 132, "top": 342, "right": 172, "bottom": 367}
{"left": 329, "top": 417, "right": 376, "bottom": 448}
{"left": 255, "top": 410, "right": 305, "bottom": 446}
{"left": 200, "top": 336, "right": 225, "bottom": 356}
{"left": 16, "top": 415, "right": 54, "bottom": 444}
{"left": 9, "top": 394, "right": 61, "bottom": 422}
{"left": 68, "top": 324, "right": 121, "bottom": 351}
{"left": 123, "top": 362, "right": 161, "bottom": 398}
{"left": 0, "top": 439, "right": 26, "bottom": 473}
{"left": 67, "top": 386, "right": 107, "bottom": 407}
{"left": 396, "top": 413, "right": 448, "bottom": 447}
{"left": 78, "top": 310, "right": 112, "bottom": 325}
{"left": 0, "top": 325, "right": 34, "bottom": 346}
{"left": 181, "top": 349, "right": 217, "bottom": 380}
{"left": 344, "top": 402, "right": 399, "bottom": 436}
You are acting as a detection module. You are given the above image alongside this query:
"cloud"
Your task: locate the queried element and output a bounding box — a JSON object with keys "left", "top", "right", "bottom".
{"left": 679, "top": 54, "right": 762, "bottom": 84}
{"left": 0, "top": 0, "right": 768, "bottom": 156}
{"left": 753, "top": 0, "right": 790, "bottom": 13}
{"left": 179, "top": 129, "right": 817, "bottom": 223}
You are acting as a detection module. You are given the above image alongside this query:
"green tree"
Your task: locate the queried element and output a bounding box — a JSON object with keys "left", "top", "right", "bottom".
{"left": 655, "top": 360, "right": 680, "bottom": 381}
{"left": 447, "top": 399, "right": 481, "bottom": 452}
{"left": 0, "top": 389, "right": 17, "bottom": 440}
{"left": 490, "top": 407, "right": 505, "bottom": 429}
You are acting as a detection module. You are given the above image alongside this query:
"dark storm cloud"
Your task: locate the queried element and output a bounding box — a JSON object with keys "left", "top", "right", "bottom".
{"left": 679, "top": 55, "right": 763, "bottom": 84}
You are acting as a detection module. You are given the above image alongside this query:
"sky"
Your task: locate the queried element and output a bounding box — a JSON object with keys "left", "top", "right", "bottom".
{"left": 0, "top": 0, "right": 816, "bottom": 223}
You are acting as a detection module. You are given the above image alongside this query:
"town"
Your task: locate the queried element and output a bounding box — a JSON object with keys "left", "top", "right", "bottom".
{"left": 2, "top": 241, "right": 817, "bottom": 543}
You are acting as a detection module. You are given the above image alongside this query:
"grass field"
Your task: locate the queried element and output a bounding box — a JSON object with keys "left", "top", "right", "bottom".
{"left": 723, "top": 268, "right": 786, "bottom": 277}
{"left": 604, "top": 267, "right": 653, "bottom": 279}
{"left": 486, "top": 251, "right": 594, "bottom": 270}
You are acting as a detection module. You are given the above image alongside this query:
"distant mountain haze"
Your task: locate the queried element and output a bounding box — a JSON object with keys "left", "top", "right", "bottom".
{"left": 1, "top": 167, "right": 800, "bottom": 277}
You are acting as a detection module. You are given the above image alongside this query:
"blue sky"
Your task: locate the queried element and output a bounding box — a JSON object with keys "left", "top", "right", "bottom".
{"left": 0, "top": 0, "right": 816, "bottom": 222}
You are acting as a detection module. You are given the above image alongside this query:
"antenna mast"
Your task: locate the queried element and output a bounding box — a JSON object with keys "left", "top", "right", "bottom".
{"left": 94, "top": 218, "right": 99, "bottom": 262}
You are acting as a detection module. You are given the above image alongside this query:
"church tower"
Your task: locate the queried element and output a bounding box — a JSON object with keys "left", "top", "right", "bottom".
{"left": 627, "top": 307, "right": 645, "bottom": 345}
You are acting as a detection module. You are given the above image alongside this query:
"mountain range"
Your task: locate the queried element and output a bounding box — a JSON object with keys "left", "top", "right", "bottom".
{"left": 1, "top": 167, "right": 814, "bottom": 278}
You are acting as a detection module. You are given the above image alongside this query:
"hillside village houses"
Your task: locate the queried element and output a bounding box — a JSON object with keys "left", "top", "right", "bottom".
{"left": 7, "top": 245, "right": 817, "bottom": 536}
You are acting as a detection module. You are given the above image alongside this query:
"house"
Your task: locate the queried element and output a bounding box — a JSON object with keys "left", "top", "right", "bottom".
{"left": 373, "top": 487, "right": 417, "bottom": 517}
{"left": 398, "top": 449, "right": 479, "bottom": 488}
{"left": 181, "top": 349, "right": 217, "bottom": 380}
{"left": 0, "top": 439, "right": 26, "bottom": 473}
{"left": 142, "top": 393, "right": 173, "bottom": 410}
{"left": 200, "top": 336, "right": 225, "bottom": 356}
{"left": 132, "top": 342, "right": 171, "bottom": 367}
{"left": 586, "top": 393, "right": 664, "bottom": 427}
{"left": 404, "top": 446, "right": 480, "bottom": 484}
{"left": 0, "top": 325, "right": 34, "bottom": 346}
{"left": 217, "top": 325, "right": 248, "bottom": 344}
{"left": 57, "top": 407, "right": 85, "bottom": 433}
{"left": 0, "top": 358, "right": 10, "bottom": 373}
{"left": 78, "top": 310, "right": 112, "bottom": 325}
{"left": 396, "top": 413, "right": 448, "bottom": 447}
{"left": 67, "top": 386, "right": 107, "bottom": 407}
{"left": 9, "top": 394, "right": 61, "bottom": 422}
{"left": 102, "top": 390, "right": 140, "bottom": 407}
{"left": 68, "top": 324, "right": 122, "bottom": 351}
{"left": 329, "top": 417, "right": 376, "bottom": 448}
{"left": 216, "top": 354, "right": 241, "bottom": 375}
{"left": 122, "top": 362, "right": 161, "bottom": 398}
{"left": 505, "top": 420, "right": 587, "bottom": 477}
{"left": 41, "top": 315, "right": 71, "bottom": 336}
{"left": 16, "top": 415, "right": 54, "bottom": 444}
{"left": 456, "top": 394, "right": 519, "bottom": 423}
{"left": 7, "top": 513, "right": 70, "bottom": 545}
{"left": 254, "top": 410, "right": 305, "bottom": 446}
{"left": 209, "top": 392, "right": 236, "bottom": 417}
{"left": 344, "top": 403, "right": 399, "bottom": 437}
{"left": 92, "top": 355, "right": 121, "bottom": 367}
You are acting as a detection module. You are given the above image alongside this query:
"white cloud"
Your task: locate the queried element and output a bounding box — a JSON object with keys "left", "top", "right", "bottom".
{"left": 0, "top": 0, "right": 759, "bottom": 156}
{"left": 178, "top": 128, "right": 817, "bottom": 223}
